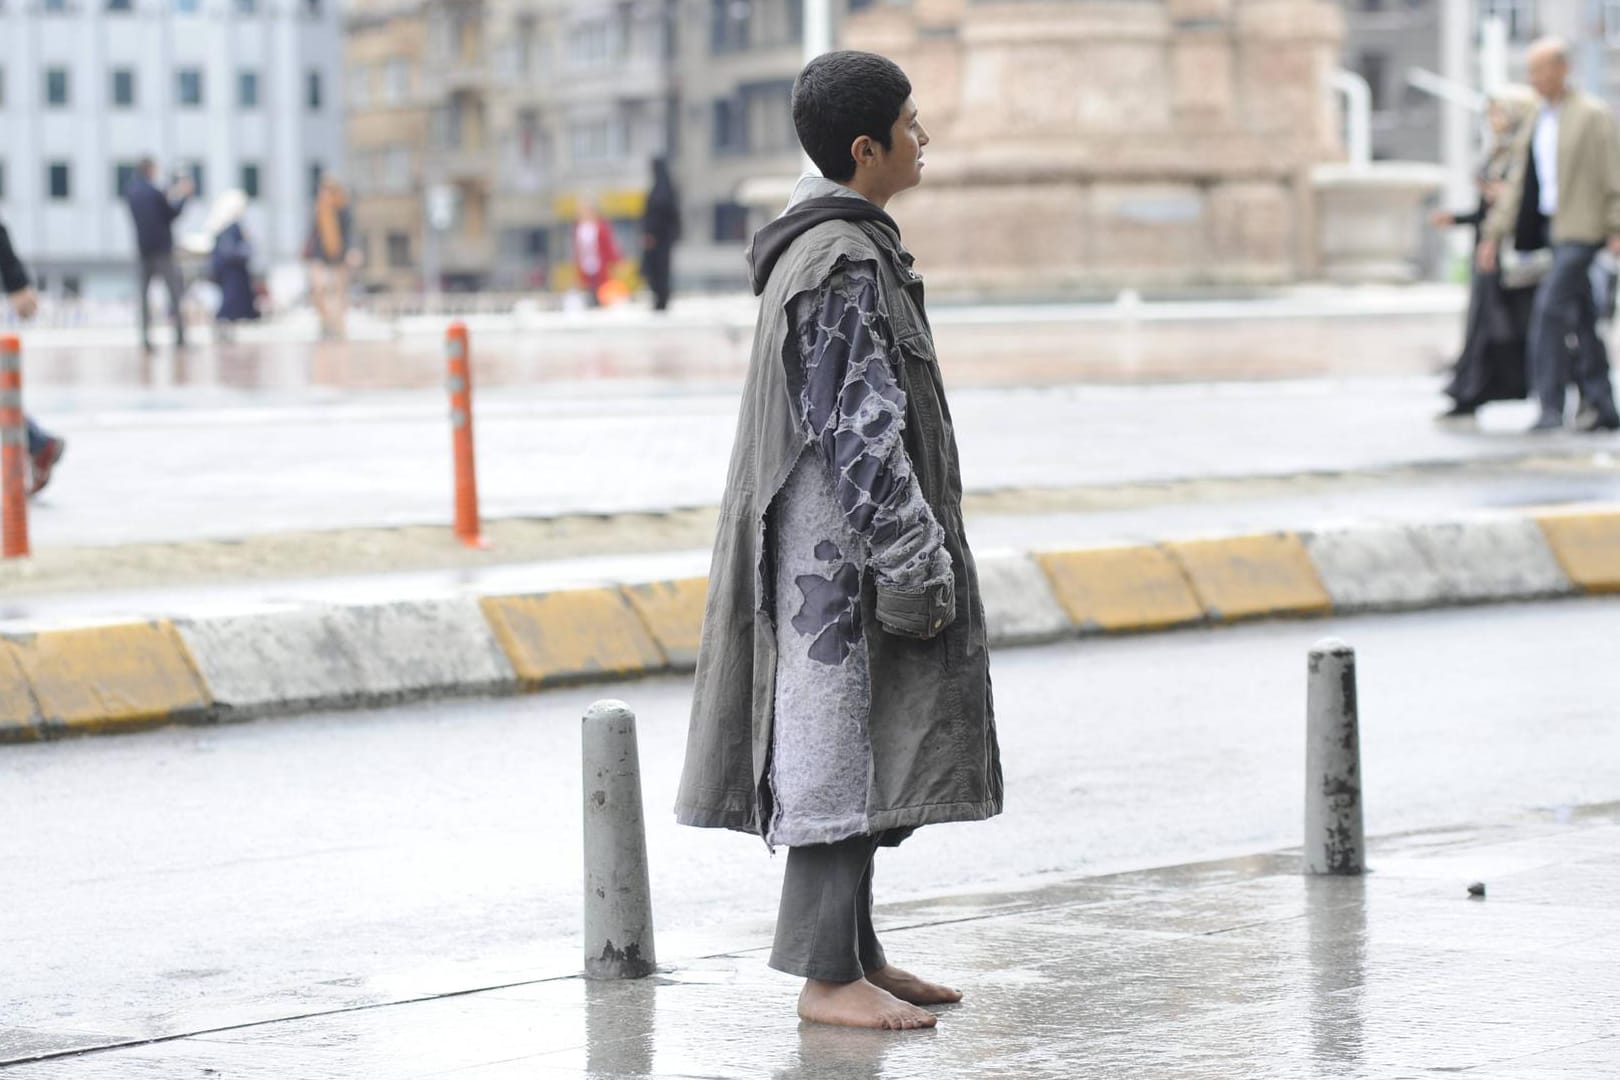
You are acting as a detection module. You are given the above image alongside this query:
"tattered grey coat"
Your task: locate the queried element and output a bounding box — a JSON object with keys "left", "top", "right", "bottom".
{"left": 675, "top": 199, "right": 1003, "bottom": 841}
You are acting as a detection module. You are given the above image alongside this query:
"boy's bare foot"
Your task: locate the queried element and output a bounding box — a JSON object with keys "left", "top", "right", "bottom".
{"left": 797, "top": 978, "right": 937, "bottom": 1030}
{"left": 865, "top": 964, "right": 963, "bottom": 1006}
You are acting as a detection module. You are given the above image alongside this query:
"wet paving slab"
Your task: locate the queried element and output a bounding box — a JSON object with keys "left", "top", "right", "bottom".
{"left": 5, "top": 811, "right": 1616, "bottom": 1079}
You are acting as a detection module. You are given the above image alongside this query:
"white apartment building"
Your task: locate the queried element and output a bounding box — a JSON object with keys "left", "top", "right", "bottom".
{"left": 0, "top": 0, "right": 346, "bottom": 299}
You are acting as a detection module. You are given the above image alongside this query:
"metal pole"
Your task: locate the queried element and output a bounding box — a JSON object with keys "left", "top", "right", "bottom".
{"left": 582, "top": 699, "right": 657, "bottom": 979}
{"left": 1305, "top": 639, "right": 1364, "bottom": 875}
{"left": 1328, "top": 70, "right": 1372, "bottom": 171}
{"left": 803, "top": 0, "right": 833, "bottom": 63}
{"left": 1438, "top": 0, "right": 1475, "bottom": 248}
{"left": 0, "top": 335, "right": 29, "bottom": 559}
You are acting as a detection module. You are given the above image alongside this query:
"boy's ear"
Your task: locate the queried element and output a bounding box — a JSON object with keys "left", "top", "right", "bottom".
{"left": 849, "top": 135, "right": 875, "bottom": 170}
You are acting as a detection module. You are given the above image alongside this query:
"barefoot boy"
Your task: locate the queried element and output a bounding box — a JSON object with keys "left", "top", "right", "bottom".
{"left": 676, "top": 51, "right": 1003, "bottom": 1031}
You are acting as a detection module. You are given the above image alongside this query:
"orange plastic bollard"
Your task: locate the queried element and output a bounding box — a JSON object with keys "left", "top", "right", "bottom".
{"left": 0, "top": 335, "right": 29, "bottom": 559}
{"left": 445, "top": 322, "right": 485, "bottom": 548}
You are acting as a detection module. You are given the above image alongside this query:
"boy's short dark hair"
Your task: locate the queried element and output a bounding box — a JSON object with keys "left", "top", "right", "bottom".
{"left": 791, "top": 51, "right": 912, "bottom": 183}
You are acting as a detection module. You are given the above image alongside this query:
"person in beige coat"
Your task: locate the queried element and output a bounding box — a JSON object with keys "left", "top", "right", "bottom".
{"left": 1480, "top": 37, "right": 1620, "bottom": 432}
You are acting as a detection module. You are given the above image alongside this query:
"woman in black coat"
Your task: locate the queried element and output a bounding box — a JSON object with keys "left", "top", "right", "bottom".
{"left": 640, "top": 158, "right": 681, "bottom": 312}
{"left": 209, "top": 190, "right": 258, "bottom": 338}
{"left": 1431, "top": 87, "right": 1540, "bottom": 422}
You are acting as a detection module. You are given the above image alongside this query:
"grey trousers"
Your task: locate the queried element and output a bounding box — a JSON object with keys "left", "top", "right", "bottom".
{"left": 768, "top": 834, "right": 888, "bottom": 982}
{"left": 138, "top": 253, "right": 186, "bottom": 349}
{"left": 1528, "top": 242, "right": 1618, "bottom": 421}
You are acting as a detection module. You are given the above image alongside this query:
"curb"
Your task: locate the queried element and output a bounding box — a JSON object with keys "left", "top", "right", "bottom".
{"left": 2, "top": 507, "right": 1613, "bottom": 742}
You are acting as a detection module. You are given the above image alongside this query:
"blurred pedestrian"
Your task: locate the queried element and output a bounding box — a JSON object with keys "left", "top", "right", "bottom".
{"left": 640, "top": 158, "right": 682, "bottom": 312}
{"left": 124, "top": 158, "right": 194, "bottom": 354}
{"left": 1430, "top": 86, "right": 1542, "bottom": 424}
{"left": 208, "top": 189, "right": 258, "bottom": 342}
{"left": 305, "top": 175, "right": 362, "bottom": 341}
{"left": 0, "top": 216, "right": 67, "bottom": 496}
{"left": 1479, "top": 37, "right": 1620, "bottom": 433}
{"left": 676, "top": 51, "right": 1000, "bottom": 1032}
{"left": 572, "top": 200, "right": 620, "bottom": 307}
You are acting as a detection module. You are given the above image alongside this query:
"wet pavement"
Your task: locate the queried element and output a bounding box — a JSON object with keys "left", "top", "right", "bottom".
{"left": 12, "top": 376, "right": 1620, "bottom": 555}
{"left": 5, "top": 812, "right": 1617, "bottom": 1078}
{"left": 16, "top": 291, "right": 1464, "bottom": 397}
{"left": 4, "top": 600, "right": 1618, "bottom": 1076}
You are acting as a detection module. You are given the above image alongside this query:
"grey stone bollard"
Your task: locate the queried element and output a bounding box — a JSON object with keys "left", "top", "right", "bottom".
{"left": 582, "top": 699, "right": 657, "bottom": 978}
{"left": 1305, "top": 639, "right": 1365, "bottom": 875}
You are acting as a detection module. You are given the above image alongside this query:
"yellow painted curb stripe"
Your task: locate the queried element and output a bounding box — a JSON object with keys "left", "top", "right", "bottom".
{"left": 481, "top": 589, "right": 668, "bottom": 688}
{"left": 0, "top": 640, "right": 42, "bottom": 742}
{"left": 1533, "top": 510, "right": 1620, "bottom": 593}
{"left": 9, "top": 621, "right": 213, "bottom": 734}
{"left": 1167, "top": 533, "right": 1334, "bottom": 622}
{"left": 1035, "top": 546, "right": 1204, "bottom": 632}
{"left": 622, "top": 577, "right": 709, "bottom": 668}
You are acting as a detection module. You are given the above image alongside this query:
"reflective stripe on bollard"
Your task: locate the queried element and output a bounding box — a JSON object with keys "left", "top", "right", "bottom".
{"left": 1305, "top": 638, "right": 1365, "bottom": 875}
{"left": 0, "top": 335, "right": 29, "bottom": 560}
{"left": 444, "top": 322, "right": 484, "bottom": 548}
{"left": 582, "top": 699, "right": 657, "bottom": 978}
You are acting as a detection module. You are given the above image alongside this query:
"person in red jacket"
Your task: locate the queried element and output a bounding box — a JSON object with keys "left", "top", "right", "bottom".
{"left": 572, "top": 201, "right": 620, "bottom": 307}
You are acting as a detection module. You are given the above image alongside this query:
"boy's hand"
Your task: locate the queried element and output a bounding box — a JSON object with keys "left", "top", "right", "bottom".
{"left": 7, "top": 287, "right": 38, "bottom": 319}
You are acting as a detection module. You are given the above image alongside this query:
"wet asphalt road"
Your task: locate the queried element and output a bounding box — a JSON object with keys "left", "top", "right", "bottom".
{"left": 3, "top": 599, "right": 1618, "bottom": 1061}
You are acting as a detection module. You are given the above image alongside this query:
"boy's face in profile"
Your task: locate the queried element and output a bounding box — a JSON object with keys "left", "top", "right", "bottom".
{"left": 866, "top": 96, "right": 930, "bottom": 198}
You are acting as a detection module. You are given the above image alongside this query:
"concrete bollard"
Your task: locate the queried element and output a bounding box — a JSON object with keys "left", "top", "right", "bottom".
{"left": 582, "top": 699, "right": 657, "bottom": 978}
{"left": 1305, "top": 638, "right": 1365, "bottom": 874}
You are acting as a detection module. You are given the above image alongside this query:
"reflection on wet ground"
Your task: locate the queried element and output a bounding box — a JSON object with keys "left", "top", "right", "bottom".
{"left": 5, "top": 809, "right": 1615, "bottom": 1078}
{"left": 21, "top": 311, "right": 1458, "bottom": 397}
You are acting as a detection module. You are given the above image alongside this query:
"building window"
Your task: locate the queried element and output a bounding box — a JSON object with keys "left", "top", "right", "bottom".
{"left": 304, "top": 0, "right": 321, "bottom": 16}
{"left": 176, "top": 0, "right": 200, "bottom": 13}
{"left": 309, "top": 162, "right": 323, "bottom": 199}
{"left": 711, "top": 0, "right": 751, "bottom": 54}
{"left": 741, "top": 80, "right": 795, "bottom": 154}
{"left": 348, "top": 66, "right": 370, "bottom": 108}
{"left": 568, "top": 18, "right": 620, "bottom": 68}
{"left": 235, "top": 0, "right": 256, "bottom": 12}
{"left": 387, "top": 231, "right": 411, "bottom": 269}
{"left": 47, "top": 162, "right": 71, "bottom": 201}
{"left": 713, "top": 201, "right": 748, "bottom": 243}
{"left": 45, "top": 68, "right": 70, "bottom": 107}
{"left": 111, "top": 68, "right": 135, "bottom": 107}
{"left": 186, "top": 162, "right": 205, "bottom": 198}
{"left": 238, "top": 70, "right": 260, "bottom": 109}
{"left": 713, "top": 97, "right": 745, "bottom": 154}
{"left": 113, "top": 161, "right": 139, "bottom": 199}
{"left": 106, "top": 0, "right": 132, "bottom": 11}
{"left": 306, "top": 70, "right": 322, "bottom": 111}
{"left": 383, "top": 147, "right": 411, "bottom": 191}
{"left": 240, "top": 162, "right": 261, "bottom": 199}
{"left": 1603, "top": 0, "right": 1620, "bottom": 45}
{"left": 570, "top": 117, "right": 624, "bottom": 166}
{"left": 1479, "top": 0, "right": 1537, "bottom": 42}
{"left": 43, "top": 0, "right": 70, "bottom": 11}
{"left": 384, "top": 59, "right": 410, "bottom": 105}
{"left": 177, "top": 68, "right": 204, "bottom": 107}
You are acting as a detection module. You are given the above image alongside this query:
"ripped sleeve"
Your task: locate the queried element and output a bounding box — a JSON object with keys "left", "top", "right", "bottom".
{"left": 788, "top": 261, "right": 954, "bottom": 635}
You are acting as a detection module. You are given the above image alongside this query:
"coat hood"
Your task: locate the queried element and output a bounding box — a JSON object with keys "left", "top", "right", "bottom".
{"left": 745, "top": 176, "right": 900, "bottom": 296}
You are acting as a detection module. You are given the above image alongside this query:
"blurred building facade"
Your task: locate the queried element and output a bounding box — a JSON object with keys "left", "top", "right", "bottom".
{"left": 0, "top": 0, "right": 346, "bottom": 299}
{"left": 1343, "top": 0, "right": 1620, "bottom": 164}
{"left": 340, "top": 0, "right": 1620, "bottom": 296}
{"left": 845, "top": 0, "right": 1346, "bottom": 291}
{"left": 347, "top": 0, "right": 881, "bottom": 294}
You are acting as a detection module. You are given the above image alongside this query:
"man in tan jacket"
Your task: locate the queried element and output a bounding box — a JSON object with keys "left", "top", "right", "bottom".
{"left": 1480, "top": 37, "right": 1620, "bottom": 432}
